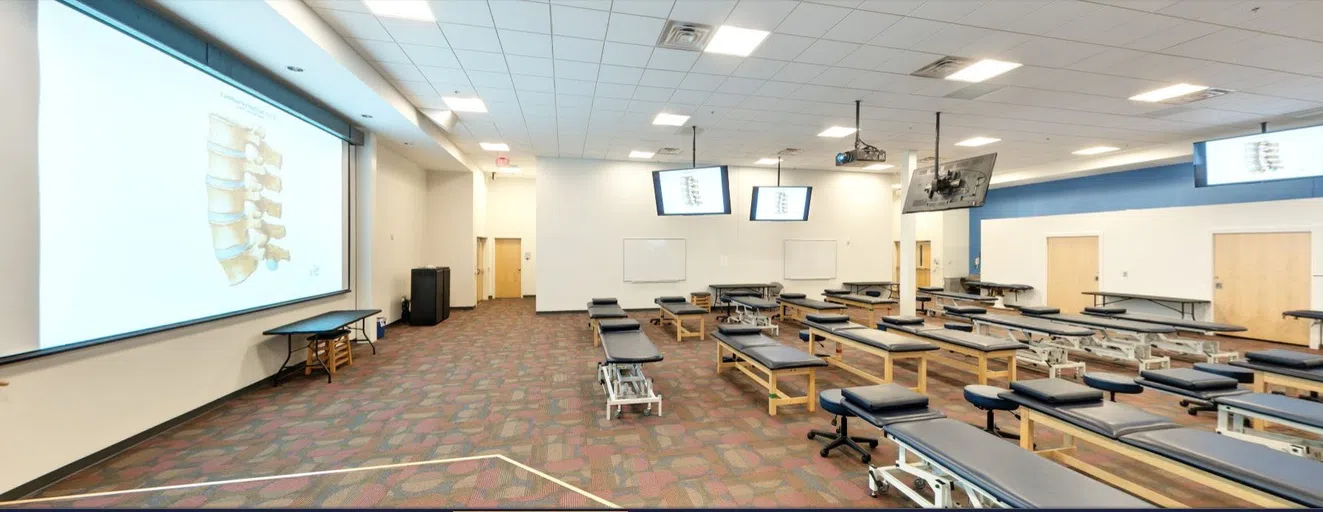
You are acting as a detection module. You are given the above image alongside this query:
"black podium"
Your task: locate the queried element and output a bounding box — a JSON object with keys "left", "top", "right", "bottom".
{"left": 410, "top": 267, "right": 450, "bottom": 326}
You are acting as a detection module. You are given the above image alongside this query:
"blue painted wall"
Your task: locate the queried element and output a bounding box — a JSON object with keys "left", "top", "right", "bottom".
{"left": 970, "top": 163, "right": 1323, "bottom": 274}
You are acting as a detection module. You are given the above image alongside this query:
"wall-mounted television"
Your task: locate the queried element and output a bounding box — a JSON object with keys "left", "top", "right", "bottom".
{"left": 749, "top": 186, "right": 812, "bottom": 221}
{"left": 651, "top": 166, "right": 732, "bottom": 216}
{"left": 1194, "top": 124, "right": 1323, "bottom": 187}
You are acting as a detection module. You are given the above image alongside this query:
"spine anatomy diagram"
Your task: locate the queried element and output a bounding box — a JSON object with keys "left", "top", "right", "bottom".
{"left": 1245, "top": 140, "right": 1283, "bottom": 173}
{"left": 682, "top": 175, "right": 702, "bottom": 207}
{"left": 206, "top": 114, "right": 289, "bottom": 285}
{"left": 774, "top": 190, "right": 789, "bottom": 215}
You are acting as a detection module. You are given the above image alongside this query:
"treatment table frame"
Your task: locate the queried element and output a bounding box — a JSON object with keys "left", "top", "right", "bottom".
{"left": 716, "top": 340, "right": 818, "bottom": 416}
{"left": 807, "top": 327, "right": 930, "bottom": 393}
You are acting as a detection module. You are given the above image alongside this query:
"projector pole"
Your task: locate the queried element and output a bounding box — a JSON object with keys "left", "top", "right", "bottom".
{"left": 934, "top": 111, "right": 941, "bottom": 174}
{"left": 692, "top": 126, "right": 697, "bottom": 168}
{"left": 1261, "top": 122, "right": 1268, "bottom": 134}
{"left": 777, "top": 157, "right": 782, "bottom": 186}
{"left": 854, "top": 100, "right": 862, "bottom": 150}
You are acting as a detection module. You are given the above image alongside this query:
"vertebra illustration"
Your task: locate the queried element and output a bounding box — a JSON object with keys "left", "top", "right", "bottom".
{"left": 683, "top": 175, "right": 701, "bottom": 207}
{"left": 207, "top": 114, "right": 289, "bottom": 285}
{"left": 1245, "top": 140, "right": 1282, "bottom": 174}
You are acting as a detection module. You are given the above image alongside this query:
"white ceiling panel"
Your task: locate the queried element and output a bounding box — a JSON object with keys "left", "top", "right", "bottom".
{"left": 999, "top": 37, "right": 1107, "bottom": 68}
{"left": 772, "top": 62, "right": 828, "bottom": 83}
{"left": 400, "top": 44, "right": 460, "bottom": 68}
{"left": 669, "top": 0, "right": 737, "bottom": 24}
{"left": 679, "top": 73, "right": 727, "bottom": 91}
{"left": 689, "top": 54, "right": 743, "bottom": 75}
{"left": 551, "top": 4, "right": 611, "bottom": 39}
{"left": 316, "top": 8, "right": 390, "bottom": 41}
{"left": 380, "top": 19, "right": 449, "bottom": 47}
{"left": 512, "top": 74, "right": 556, "bottom": 92}
{"left": 909, "top": 0, "right": 989, "bottom": 22}
{"left": 554, "top": 59, "right": 600, "bottom": 80}
{"left": 442, "top": 24, "right": 503, "bottom": 52}
{"left": 598, "top": 64, "right": 645, "bottom": 84}
{"left": 489, "top": 1, "right": 552, "bottom": 33}
{"left": 821, "top": 10, "right": 900, "bottom": 43}
{"left": 749, "top": 33, "right": 816, "bottom": 60}
{"left": 553, "top": 35, "right": 605, "bottom": 62}
{"left": 506, "top": 55, "right": 555, "bottom": 76}
{"left": 432, "top": 0, "right": 496, "bottom": 26}
{"left": 868, "top": 17, "right": 945, "bottom": 49}
{"left": 611, "top": 0, "right": 676, "bottom": 18}
{"left": 793, "top": 39, "right": 859, "bottom": 65}
{"left": 595, "top": 82, "right": 638, "bottom": 99}
{"left": 454, "top": 49, "right": 509, "bottom": 72}
{"left": 776, "top": 2, "right": 852, "bottom": 37}
{"left": 374, "top": 61, "right": 427, "bottom": 82}
{"left": 717, "top": 76, "right": 765, "bottom": 94}
{"left": 633, "top": 86, "right": 675, "bottom": 101}
{"left": 605, "top": 12, "right": 667, "bottom": 45}
{"left": 731, "top": 58, "right": 789, "bottom": 79}
{"left": 640, "top": 69, "right": 686, "bottom": 87}
{"left": 724, "top": 0, "right": 799, "bottom": 31}
{"left": 498, "top": 30, "right": 554, "bottom": 58}
{"left": 350, "top": 38, "right": 411, "bottom": 64}
{"left": 956, "top": 1, "right": 1053, "bottom": 31}
{"left": 600, "top": 42, "right": 654, "bottom": 66}
{"left": 647, "top": 48, "right": 701, "bottom": 71}
{"left": 753, "top": 80, "right": 802, "bottom": 98}
{"left": 855, "top": 0, "right": 925, "bottom": 16}
{"left": 669, "top": 89, "right": 711, "bottom": 105}
{"left": 910, "top": 24, "right": 994, "bottom": 55}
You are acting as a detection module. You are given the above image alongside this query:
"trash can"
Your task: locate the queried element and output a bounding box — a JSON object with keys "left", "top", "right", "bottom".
{"left": 376, "top": 316, "right": 387, "bottom": 339}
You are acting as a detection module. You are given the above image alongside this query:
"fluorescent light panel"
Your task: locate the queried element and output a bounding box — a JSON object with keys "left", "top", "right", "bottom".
{"left": 442, "top": 96, "right": 487, "bottom": 113}
{"left": 817, "top": 126, "right": 857, "bottom": 138}
{"left": 362, "top": 0, "right": 435, "bottom": 22}
{"left": 629, "top": 150, "right": 655, "bottom": 159}
{"left": 945, "top": 59, "right": 1021, "bottom": 83}
{"left": 863, "top": 163, "right": 894, "bottom": 170}
{"left": 480, "top": 142, "right": 509, "bottom": 151}
{"left": 652, "top": 113, "right": 689, "bottom": 126}
{"left": 1073, "top": 146, "right": 1119, "bottom": 155}
{"left": 955, "top": 136, "right": 1000, "bottom": 147}
{"left": 755, "top": 158, "right": 779, "bottom": 165}
{"left": 1129, "top": 83, "right": 1208, "bottom": 102}
{"left": 705, "top": 25, "right": 770, "bottom": 57}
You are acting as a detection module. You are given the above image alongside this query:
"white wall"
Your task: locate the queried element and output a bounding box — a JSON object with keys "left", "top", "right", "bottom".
{"left": 425, "top": 171, "right": 476, "bottom": 308}
{"left": 889, "top": 196, "right": 969, "bottom": 286}
{"left": 486, "top": 176, "right": 537, "bottom": 296}
{"left": 371, "top": 146, "right": 428, "bottom": 322}
{"left": 981, "top": 197, "right": 1323, "bottom": 345}
{"left": 536, "top": 158, "right": 895, "bottom": 311}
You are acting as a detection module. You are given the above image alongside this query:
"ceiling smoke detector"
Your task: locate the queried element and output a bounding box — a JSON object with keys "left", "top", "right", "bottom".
{"left": 910, "top": 56, "right": 976, "bottom": 79}
{"left": 657, "top": 21, "right": 716, "bottom": 51}
{"left": 656, "top": 147, "right": 683, "bottom": 155}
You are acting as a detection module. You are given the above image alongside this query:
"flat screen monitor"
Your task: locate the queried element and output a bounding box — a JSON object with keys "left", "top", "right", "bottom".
{"left": 902, "top": 153, "right": 997, "bottom": 214}
{"left": 749, "top": 186, "right": 812, "bottom": 221}
{"left": 651, "top": 166, "right": 732, "bottom": 216}
{"left": 1194, "top": 124, "right": 1323, "bottom": 187}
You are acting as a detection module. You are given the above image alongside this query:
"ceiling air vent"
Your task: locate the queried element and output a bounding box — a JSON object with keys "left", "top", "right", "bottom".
{"left": 655, "top": 147, "right": 683, "bottom": 155}
{"left": 911, "top": 56, "right": 975, "bottom": 79}
{"left": 777, "top": 148, "right": 803, "bottom": 156}
{"left": 1163, "top": 88, "right": 1232, "bottom": 105}
{"left": 656, "top": 21, "right": 715, "bottom": 51}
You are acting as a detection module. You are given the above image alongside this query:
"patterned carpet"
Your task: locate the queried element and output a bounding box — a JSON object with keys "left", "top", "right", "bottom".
{"left": 10, "top": 298, "right": 1301, "bottom": 507}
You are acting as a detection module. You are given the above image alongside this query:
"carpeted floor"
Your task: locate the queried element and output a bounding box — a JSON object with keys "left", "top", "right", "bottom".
{"left": 12, "top": 298, "right": 1301, "bottom": 507}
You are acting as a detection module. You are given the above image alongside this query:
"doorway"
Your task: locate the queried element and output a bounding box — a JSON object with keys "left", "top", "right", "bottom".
{"left": 1214, "top": 232, "right": 1311, "bottom": 344}
{"left": 495, "top": 238, "right": 522, "bottom": 299}
{"left": 893, "top": 241, "right": 932, "bottom": 287}
{"left": 476, "top": 237, "right": 487, "bottom": 304}
{"left": 1047, "top": 236, "right": 1099, "bottom": 314}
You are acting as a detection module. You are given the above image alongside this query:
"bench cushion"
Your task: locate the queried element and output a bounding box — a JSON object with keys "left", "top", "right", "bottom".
{"left": 1082, "top": 372, "right": 1143, "bottom": 395}
{"left": 1010, "top": 379, "right": 1103, "bottom": 405}
{"left": 1003, "top": 384, "right": 1178, "bottom": 439}
{"left": 835, "top": 329, "right": 938, "bottom": 353}
{"left": 917, "top": 329, "right": 1024, "bottom": 352}
{"left": 1084, "top": 306, "right": 1125, "bottom": 314}
{"left": 597, "top": 318, "right": 640, "bottom": 332}
{"left": 690, "top": 291, "right": 711, "bottom": 297}
{"left": 1193, "top": 362, "right": 1255, "bottom": 384}
{"left": 587, "top": 304, "right": 628, "bottom": 319}
{"left": 717, "top": 324, "right": 764, "bottom": 335}
{"left": 1139, "top": 368, "right": 1239, "bottom": 391}
{"left": 590, "top": 298, "right": 618, "bottom": 305}
{"left": 1050, "top": 313, "right": 1178, "bottom": 334}
{"left": 730, "top": 296, "right": 778, "bottom": 309}
{"left": 964, "top": 385, "right": 1018, "bottom": 411}
{"left": 721, "top": 290, "right": 759, "bottom": 298}
{"left": 1215, "top": 393, "right": 1323, "bottom": 430}
{"left": 806, "top": 314, "right": 851, "bottom": 324}
{"left": 842, "top": 384, "right": 928, "bottom": 412}
{"left": 884, "top": 419, "right": 1154, "bottom": 509}
{"left": 1120, "top": 428, "right": 1323, "bottom": 507}
{"left": 977, "top": 313, "right": 1096, "bottom": 337}
{"left": 1019, "top": 306, "right": 1060, "bottom": 315}
{"left": 779, "top": 292, "right": 806, "bottom": 299}
{"left": 659, "top": 301, "right": 707, "bottom": 315}
{"left": 713, "top": 331, "right": 779, "bottom": 352}
{"left": 1284, "top": 310, "right": 1323, "bottom": 321}
{"left": 1246, "top": 349, "right": 1323, "bottom": 369}
{"left": 1106, "top": 311, "right": 1247, "bottom": 333}
{"left": 919, "top": 286, "right": 944, "bottom": 292}
{"left": 601, "top": 330, "right": 662, "bottom": 364}
{"left": 828, "top": 293, "right": 896, "bottom": 305}
{"left": 881, "top": 316, "right": 924, "bottom": 326}
{"left": 944, "top": 305, "right": 988, "bottom": 315}
{"left": 782, "top": 297, "right": 848, "bottom": 310}
{"left": 1231, "top": 359, "right": 1323, "bottom": 384}
{"left": 823, "top": 288, "right": 849, "bottom": 295}
{"left": 656, "top": 296, "right": 688, "bottom": 303}
{"left": 1136, "top": 377, "right": 1251, "bottom": 402}
{"left": 741, "top": 345, "right": 828, "bottom": 370}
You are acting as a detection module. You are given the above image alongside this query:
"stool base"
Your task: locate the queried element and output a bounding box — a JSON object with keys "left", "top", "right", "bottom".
{"left": 809, "top": 416, "right": 878, "bottom": 463}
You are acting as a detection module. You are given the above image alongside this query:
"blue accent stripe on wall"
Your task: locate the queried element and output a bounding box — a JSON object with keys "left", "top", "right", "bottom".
{"left": 969, "top": 162, "right": 1323, "bottom": 274}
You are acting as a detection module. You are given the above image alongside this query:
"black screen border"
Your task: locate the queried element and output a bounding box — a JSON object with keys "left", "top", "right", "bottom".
{"left": 749, "top": 186, "right": 813, "bottom": 221}
{"left": 651, "top": 166, "right": 732, "bottom": 216}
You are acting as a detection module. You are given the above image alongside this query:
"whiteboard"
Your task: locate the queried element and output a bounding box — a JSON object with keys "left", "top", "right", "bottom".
{"left": 784, "top": 239, "right": 837, "bottom": 280}
{"left": 623, "top": 238, "right": 686, "bottom": 283}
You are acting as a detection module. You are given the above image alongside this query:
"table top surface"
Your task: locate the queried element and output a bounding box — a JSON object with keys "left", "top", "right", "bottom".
{"left": 264, "top": 309, "right": 383, "bottom": 335}
{"left": 709, "top": 283, "right": 774, "bottom": 289}
{"left": 842, "top": 281, "right": 897, "bottom": 286}
{"left": 1284, "top": 310, "right": 1323, "bottom": 320}
{"left": 1082, "top": 291, "right": 1209, "bottom": 303}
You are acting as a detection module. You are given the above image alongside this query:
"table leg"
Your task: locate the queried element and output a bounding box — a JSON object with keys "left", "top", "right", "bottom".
{"left": 361, "top": 318, "right": 377, "bottom": 355}
{"left": 274, "top": 335, "right": 294, "bottom": 387}
{"left": 310, "top": 338, "right": 333, "bottom": 383}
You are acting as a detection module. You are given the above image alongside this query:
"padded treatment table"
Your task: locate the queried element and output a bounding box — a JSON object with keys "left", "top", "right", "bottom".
{"left": 1082, "top": 306, "right": 1242, "bottom": 363}
{"left": 959, "top": 312, "right": 1088, "bottom": 379}
{"left": 654, "top": 296, "right": 707, "bottom": 342}
{"left": 727, "top": 295, "right": 781, "bottom": 334}
{"left": 265, "top": 309, "right": 382, "bottom": 386}
{"left": 778, "top": 293, "right": 848, "bottom": 324}
{"left": 1019, "top": 306, "right": 1172, "bottom": 370}
{"left": 965, "top": 281, "right": 1033, "bottom": 305}
{"left": 919, "top": 289, "right": 998, "bottom": 315}
{"left": 709, "top": 283, "right": 776, "bottom": 301}
{"left": 803, "top": 314, "right": 935, "bottom": 392}
{"left": 1284, "top": 310, "right": 1323, "bottom": 347}
{"left": 879, "top": 316, "right": 1025, "bottom": 386}
{"left": 713, "top": 324, "right": 828, "bottom": 415}
{"left": 842, "top": 280, "right": 898, "bottom": 298}
{"left": 822, "top": 292, "right": 897, "bottom": 325}
{"left": 587, "top": 298, "right": 628, "bottom": 347}
{"left": 836, "top": 384, "right": 1153, "bottom": 508}
{"left": 998, "top": 378, "right": 1323, "bottom": 508}
{"left": 1082, "top": 291, "right": 1209, "bottom": 320}
{"left": 1232, "top": 349, "right": 1323, "bottom": 404}
{"left": 597, "top": 319, "right": 663, "bottom": 420}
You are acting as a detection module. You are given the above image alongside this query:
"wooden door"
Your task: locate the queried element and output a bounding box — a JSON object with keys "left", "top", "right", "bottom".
{"left": 476, "top": 237, "right": 486, "bottom": 303}
{"left": 1047, "top": 236, "right": 1098, "bottom": 314}
{"left": 917, "top": 241, "right": 932, "bottom": 288}
{"left": 495, "top": 238, "right": 522, "bottom": 299}
{"left": 1214, "top": 232, "right": 1310, "bottom": 344}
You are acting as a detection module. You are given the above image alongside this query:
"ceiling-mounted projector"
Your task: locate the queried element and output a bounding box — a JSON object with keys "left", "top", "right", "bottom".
{"left": 835, "top": 147, "right": 886, "bottom": 167}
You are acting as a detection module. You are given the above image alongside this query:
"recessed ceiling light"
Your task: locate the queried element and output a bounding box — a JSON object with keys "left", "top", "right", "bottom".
{"left": 286, "top": 65, "right": 304, "bottom": 72}
{"left": 1072, "top": 146, "right": 1120, "bottom": 156}
{"left": 495, "top": 165, "right": 522, "bottom": 175}
{"left": 361, "top": 114, "right": 373, "bottom": 119}
{"left": 629, "top": 150, "right": 655, "bottom": 159}
{"left": 945, "top": 59, "right": 1022, "bottom": 83}
{"left": 1129, "top": 83, "right": 1208, "bottom": 103}
{"left": 817, "top": 126, "right": 857, "bottom": 138}
{"left": 955, "top": 136, "right": 1000, "bottom": 147}
{"left": 442, "top": 97, "right": 488, "bottom": 113}
{"left": 704, "top": 25, "right": 770, "bottom": 57}
{"left": 863, "top": 163, "right": 894, "bottom": 171}
{"left": 755, "top": 158, "right": 779, "bottom": 165}
{"left": 652, "top": 113, "right": 689, "bottom": 126}
{"left": 480, "top": 142, "right": 510, "bottom": 151}
{"left": 363, "top": 0, "right": 435, "bottom": 22}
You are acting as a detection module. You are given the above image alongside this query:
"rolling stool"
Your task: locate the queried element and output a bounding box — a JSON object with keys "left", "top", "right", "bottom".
{"left": 1081, "top": 372, "right": 1143, "bottom": 401}
{"left": 799, "top": 330, "right": 830, "bottom": 357}
{"left": 1184, "top": 362, "right": 1257, "bottom": 413}
{"left": 691, "top": 291, "right": 712, "bottom": 312}
{"left": 963, "top": 385, "right": 1020, "bottom": 439}
{"left": 809, "top": 389, "right": 878, "bottom": 463}
{"left": 916, "top": 296, "right": 932, "bottom": 316}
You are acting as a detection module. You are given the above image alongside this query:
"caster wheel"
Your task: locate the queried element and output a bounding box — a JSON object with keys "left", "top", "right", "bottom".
{"left": 869, "top": 474, "right": 888, "bottom": 497}
{"left": 861, "top": 454, "right": 871, "bottom": 464}
{"left": 914, "top": 478, "right": 925, "bottom": 490}
{"left": 1187, "top": 410, "right": 1197, "bottom": 416}
{"left": 807, "top": 432, "right": 816, "bottom": 440}
{"left": 1179, "top": 400, "right": 1190, "bottom": 407}
{"left": 819, "top": 448, "right": 830, "bottom": 458}
{"left": 868, "top": 440, "right": 879, "bottom": 449}
{"left": 644, "top": 409, "right": 651, "bottom": 417}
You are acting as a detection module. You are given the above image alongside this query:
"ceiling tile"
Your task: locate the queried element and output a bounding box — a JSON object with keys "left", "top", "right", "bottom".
{"left": 1004, "top": 0, "right": 1098, "bottom": 34}
{"left": 350, "top": 38, "right": 412, "bottom": 64}
{"left": 454, "top": 49, "right": 510, "bottom": 72}
{"left": 505, "top": 55, "right": 555, "bottom": 77}
{"left": 556, "top": 78, "right": 598, "bottom": 96}
{"left": 753, "top": 80, "right": 802, "bottom": 97}
{"left": 593, "top": 96, "right": 632, "bottom": 110}
{"left": 669, "top": 89, "right": 711, "bottom": 105}
{"left": 316, "top": 8, "right": 391, "bottom": 41}
{"left": 772, "top": 62, "right": 828, "bottom": 83}
{"left": 668, "top": 0, "right": 738, "bottom": 24}
{"left": 793, "top": 39, "right": 859, "bottom": 65}
{"left": 910, "top": 24, "right": 993, "bottom": 55}
{"left": 306, "top": 0, "right": 371, "bottom": 14}
{"left": 822, "top": 10, "right": 901, "bottom": 43}
{"left": 717, "top": 76, "right": 765, "bottom": 94}
{"left": 956, "top": 1, "right": 1053, "bottom": 31}
{"left": 640, "top": 69, "right": 686, "bottom": 87}
{"left": 551, "top": 4, "right": 611, "bottom": 39}
{"left": 400, "top": 44, "right": 461, "bottom": 68}
{"left": 489, "top": 1, "right": 552, "bottom": 33}
{"left": 392, "top": 79, "right": 439, "bottom": 98}
{"left": 466, "top": 70, "right": 514, "bottom": 89}
{"left": 595, "top": 83, "right": 637, "bottom": 99}
{"left": 679, "top": 73, "right": 727, "bottom": 91}
{"left": 689, "top": 54, "right": 743, "bottom": 75}
{"left": 909, "top": 0, "right": 989, "bottom": 22}
{"left": 633, "top": 86, "right": 676, "bottom": 101}
{"left": 512, "top": 74, "right": 557, "bottom": 92}
{"left": 419, "top": 65, "right": 472, "bottom": 85}
{"left": 611, "top": 0, "right": 676, "bottom": 18}
{"left": 554, "top": 59, "right": 600, "bottom": 80}
{"left": 855, "top": 0, "right": 925, "bottom": 15}
{"left": 869, "top": 17, "right": 946, "bottom": 49}
{"left": 999, "top": 37, "right": 1107, "bottom": 68}
{"left": 380, "top": 19, "right": 449, "bottom": 47}
{"left": 553, "top": 35, "right": 605, "bottom": 62}
{"left": 704, "top": 92, "right": 746, "bottom": 107}
{"left": 809, "top": 66, "right": 863, "bottom": 87}
{"left": 373, "top": 61, "right": 427, "bottom": 82}
{"left": 598, "top": 64, "right": 645, "bottom": 84}
{"left": 498, "top": 30, "right": 554, "bottom": 58}
{"left": 731, "top": 58, "right": 788, "bottom": 79}
{"left": 750, "top": 33, "right": 815, "bottom": 60}
{"left": 433, "top": 0, "right": 496, "bottom": 26}
{"left": 724, "top": 0, "right": 799, "bottom": 31}
{"left": 775, "top": 2, "right": 851, "bottom": 37}
{"left": 605, "top": 12, "right": 667, "bottom": 45}
{"left": 441, "top": 24, "right": 503, "bottom": 52}
{"left": 647, "top": 48, "right": 701, "bottom": 71}
{"left": 600, "top": 42, "right": 654, "bottom": 67}
{"left": 558, "top": 93, "right": 595, "bottom": 108}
